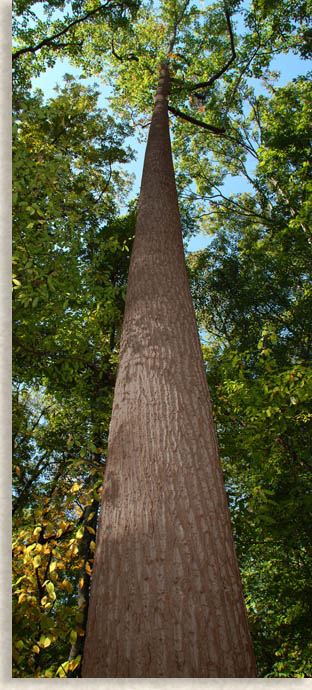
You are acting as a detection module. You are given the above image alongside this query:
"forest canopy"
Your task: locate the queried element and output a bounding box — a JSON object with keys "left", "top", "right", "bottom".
{"left": 12, "top": 0, "right": 312, "bottom": 678}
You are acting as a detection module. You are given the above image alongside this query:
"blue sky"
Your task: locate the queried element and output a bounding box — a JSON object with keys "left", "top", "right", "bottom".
{"left": 30, "top": 18, "right": 310, "bottom": 252}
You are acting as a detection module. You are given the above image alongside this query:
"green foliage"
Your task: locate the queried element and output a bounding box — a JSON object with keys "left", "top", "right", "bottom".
{"left": 187, "top": 74, "right": 312, "bottom": 677}
{"left": 12, "top": 61, "right": 135, "bottom": 677}
{"left": 249, "top": 0, "right": 312, "bottom": 58}
{"left": 13, "top": 77, "right": 134, "bottom": 385}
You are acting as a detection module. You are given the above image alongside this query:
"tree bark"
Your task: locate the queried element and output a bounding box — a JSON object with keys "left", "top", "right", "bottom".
{"left": 82, "top": 64, "right": 256, "bottom": 678}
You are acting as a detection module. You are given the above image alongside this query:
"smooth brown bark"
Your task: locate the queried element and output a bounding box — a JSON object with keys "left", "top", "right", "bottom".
{"left": 82, "top": 64, "right": 256, "bottom": 678}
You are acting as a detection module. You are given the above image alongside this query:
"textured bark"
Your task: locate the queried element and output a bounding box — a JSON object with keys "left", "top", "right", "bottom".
{"left": 82, "top": 64, "right": 256, "bottom": 678}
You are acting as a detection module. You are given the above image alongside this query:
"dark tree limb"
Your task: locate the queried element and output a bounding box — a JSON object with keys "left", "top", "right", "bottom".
{"left": 184, "top": 5, "right": 236, "bottom": 96}
{"left": 111, "top": 38, "right": 139, "bottom": 62}
{"left": 168, "top": 104, "right": 226, "bottom": 134}
{"left": 67, "top": 498, "right": 100, "bottom": 677}
{"left": 13, "top": 1, "right": 118, "bottom": 61}
{"left": 35, "top": 565, "right": 45, "bottom": 603}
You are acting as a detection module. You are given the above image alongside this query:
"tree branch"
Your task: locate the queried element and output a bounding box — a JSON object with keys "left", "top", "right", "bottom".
{"left": 223, "top": 47, "right": 261, "bottom": 115}
{"left": 67, "top": 498, "right": 100, "bottom": 677}
{"left": 186, "top": 5, "right": 236, "bottom": 96}
{"left": 168, "top": 104, "right": 226, "bottom": 134}
{"left": 111, "top": 38, "right": 139, "bottom": 62}
{"left": 13, "top": 1, "right": 116, "bottom": 61}
{"left": 167, "top": 0, "right": 192, "bottom": 56}
{"left": 209, "top": 184, "right": 273, "bottom": 223}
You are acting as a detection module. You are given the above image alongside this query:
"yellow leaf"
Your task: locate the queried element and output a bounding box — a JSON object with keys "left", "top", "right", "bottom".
{"left": 45, "top": 523, "right": 55, "bottom": 534}
{"left": 18, "top": 593, "right": 26, "bottom": 604}
{"left": 69, "top": 654, "right": 81, "bottom": 670}
{"left": 15, "top": 466, "right": 21, "bottom": 477}
{"left": 90, "top": 541, "right": 96, "bottom": 553}
{"left": 60, "top": 579, "right": 73, "bottom": 593}
{"left": 56, "top": 661, "right": 70, "bottom": 677}
{"left": 85, "top": 562, "right": 92, "bottom": 576}
{"left": 33, "top": 645, "right": 40, "bottom": 654}
{"left": 86, "top": 526, "right": 95, "bottom": 535}
{"left": 33, "top": 526, "right": 42, "bottom": 536}
{"left": 49, "top": 561, "right": 57, "bottom": 573}
{"left": 46, "top": 581, "right": 56, "bottom": 601}
{"left": 79, "top": 577, "right": 84, "bottom": 589}
{"left": 76, "top": 527, "right": 84, "bottom": 539}
{"left": 66, "top": 543, "right": 78, "bottom": 558}
{"left": 33, "top": 555, "right": 41, "bottom": 568}
{"left": 70, "top": 630, "right": 77, "bottom": 644}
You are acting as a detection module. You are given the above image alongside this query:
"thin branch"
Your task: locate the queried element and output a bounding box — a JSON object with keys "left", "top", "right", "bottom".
{"left": 210, "top": 184, "right": 273, "bottom": 223}
{"left": 167, "top": 0, "right": 192, "bottom": 56}
{"left": 223, "top": 47, "right": 261, "bottom": 115}
{"left": 168, "top": 104, "right": 226, "bottom": 134}
{"left": 248, "top": 97, "right": 264, "bottom": 143}
{"left": 197, "top": 209, "right": 269, "bottom": 225}
{"left": 31, "top": 406, "right": 52, "bottom": 432}
{"left": 95, "top": 163, "right": 112, "bottom": 202}
{"left": 238, "top": 158, "right": 274, "bottom": 211}
{"left": 222, "top": 128, "right": 259, "bottom": 157}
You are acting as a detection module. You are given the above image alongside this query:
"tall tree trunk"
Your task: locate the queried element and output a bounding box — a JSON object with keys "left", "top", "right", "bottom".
{"left": 82, "top": 64, "right": 256, "bottom": 678}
